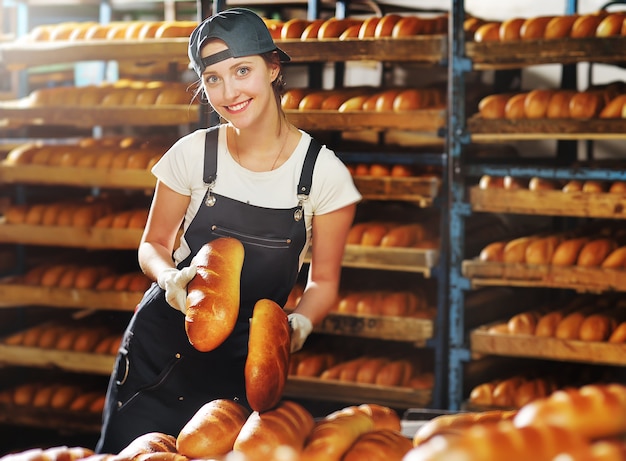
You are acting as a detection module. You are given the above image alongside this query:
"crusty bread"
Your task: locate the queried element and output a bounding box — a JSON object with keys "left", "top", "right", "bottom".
{"left": 245, "top": 299, "right": 290, "bottom": 412}
{"left": 185, "top": 238, "right": 245, "bottom": 352}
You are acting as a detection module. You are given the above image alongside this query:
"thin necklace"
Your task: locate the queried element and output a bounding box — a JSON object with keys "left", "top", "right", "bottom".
{"left": 232, "top": 127, "right": 290, "bottom": 171}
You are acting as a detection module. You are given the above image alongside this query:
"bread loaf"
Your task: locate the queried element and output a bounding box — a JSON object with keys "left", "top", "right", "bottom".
{"left": 245, "top": 299, "right": 290, "bottom": 412}
{"left": 116, "top": 432, "right": 178, "bottom": 461}
{"left": 176, "top": 399, "right": 250, "bottom": 458}
{"left": 233, "top": 400, "right": 315, "bottom": 457}
{"left": 551, "top": 237, "right": 589, "bottom": 266}
{"left": 300, "top": 410, "right": 375, "bottom": 461}
{"left": 185, "top": 238, "right": 244, "bottom": 352}
{"left": 513, "top": 383, "right": 626, "bottom": 439}
{"left": 342, "top": 429, "right": 412, "bottom": 461}
{"left": 577, "top": 238, "right": 617, "bottom": 267}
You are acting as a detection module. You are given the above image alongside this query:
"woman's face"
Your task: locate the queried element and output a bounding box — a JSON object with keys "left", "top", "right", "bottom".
{"left": 200, "top": 39, "right": 279, "bottom": 129}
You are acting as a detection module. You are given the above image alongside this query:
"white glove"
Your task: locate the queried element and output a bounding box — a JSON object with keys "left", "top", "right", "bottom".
{"left": 287, "top": 313, "right": 313, "bottom": 353}
{"left": 157, "top": 266, "right": 197, "bottom": 314}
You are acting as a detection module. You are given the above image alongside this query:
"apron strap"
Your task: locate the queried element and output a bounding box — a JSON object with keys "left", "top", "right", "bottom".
{"left": 297, "top": 137, "right": 322, "bottom": 198}
{"left": 202, "top": 125, "right": 220, "bottom": 184}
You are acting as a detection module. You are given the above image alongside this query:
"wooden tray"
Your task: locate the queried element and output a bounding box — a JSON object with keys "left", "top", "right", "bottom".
{"left": 0, "top": 402, "right": 102, "bottom": 433}
{"left": 466, "top": 36, "right": 626, "bottom": 69}
{"left": 340, "top": 245, "right": 439, "bottom": 275}
{"left": 284, "top": 376, "right": 431, "bottom": 409}
{"left": 462, "top": 260, "right": 626, "bottom": 292}
{"left": 285, "top": 109, "right": 446, "bottom": 132}
{"left": 0, "top": 104, "right": 200, "bottom": 128}
{"left": 0, "top": 163, "right": 155, "bottom": 189}
{"left": 0, "top": 222, "right": 143, "bottom": 249}
{"left": 0, "top": 344, "right": 116, "bottom": 374}
{"left": 469, "top": 186, "right": 626, "bottom": 219}
{"left": 354, "top": 176, "right": 440, "bottom": 205}
{"left": 0, "top": 282, "right": 143, "bottom": 310}
{"left": 316, "top": 312, "right": 433, "bottom": 345}
{"left": 467, "top": 116, "right": 626, "bottom": 141}
{"left": 0, "top": 36, "right": 446, "bottom": 68}
{"left": 471, "top": 326, "right": 626, "bottom": 366}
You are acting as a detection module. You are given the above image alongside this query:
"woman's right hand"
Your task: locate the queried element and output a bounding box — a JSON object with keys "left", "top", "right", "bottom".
{"left": 157, "top": 266, "right": 197, "bottom": 313}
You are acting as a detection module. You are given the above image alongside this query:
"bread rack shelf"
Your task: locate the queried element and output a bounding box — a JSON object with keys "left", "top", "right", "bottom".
{"left": 462, "top": 260, "right": 626, "bottom": 293}
{"left": 466, "top": 36, "right": 626, "bottom": 69}
{"left": 0, "top": 403, "right": 102, "bottom": 434}
{"left": 469, "top": 187, "right": 626, "bottom": 219}
{"left": 470, "top": 327, "right": 626, "bottom": 366}
{"left": 0, "top": 282, "right": 142, "bottom": 310}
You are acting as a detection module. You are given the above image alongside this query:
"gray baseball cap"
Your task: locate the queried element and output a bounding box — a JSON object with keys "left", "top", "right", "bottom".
{"left": 188, "top": 8, "right": 291, "bottom": 76}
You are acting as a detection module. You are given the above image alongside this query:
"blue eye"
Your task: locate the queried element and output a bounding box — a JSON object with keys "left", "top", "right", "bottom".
{"left": 237, "top": 67, "right": 250, "bottom": 76}
{"left": 205, "top": 75, "right": 219, "bottom": 85}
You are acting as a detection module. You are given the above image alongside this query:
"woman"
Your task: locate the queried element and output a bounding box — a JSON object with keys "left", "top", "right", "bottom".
{"left": 96, "top": 7, "right": 361, "bottom": 454}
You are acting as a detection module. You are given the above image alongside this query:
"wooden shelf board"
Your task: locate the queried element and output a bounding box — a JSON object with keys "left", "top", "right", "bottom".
{"left": 0, "top": 403, "right": 102, "bottom": 433}
{"left": 466, "top": 36, "right": 626, "bottom": 69}
{"left": 0, "top": 283, "right": 142, "bottom": 310}
{"left": 0, "top": 223, "right": 143, "bottom": 249}
{"left": 284, "top": 376, "right": 431, "bottom": 408}
{"left": 316, "top": 312, "right": 433, "bottom": 344}
{"left": 341, "top": 245, "right": 439, "bottom": 275}
{"left": 471, "top": 328, "right": 626, "bottom": 366}
{"left": 469, "top": 186, "right": 626, "bottom": 219}
{"left": 354, "top": 176, "right": 440, "bottom": 206}
{"left": 0, "top": 344, "right": 115, "bottom": 374}
{"left": 462, "top": 260, "right": 626, "bottom": 293}
{"left": 468, "top": 117, "right": 626, "bottom": 141}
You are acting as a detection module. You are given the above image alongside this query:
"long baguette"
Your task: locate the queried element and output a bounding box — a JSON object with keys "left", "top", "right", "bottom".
{"left": 245, "top": 299, "right": 290, "bottom": 412}
{"left": 185, "top": 238, "right": 244, "bottom": 352}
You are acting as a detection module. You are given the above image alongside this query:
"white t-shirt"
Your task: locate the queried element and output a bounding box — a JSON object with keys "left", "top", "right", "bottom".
{"left": 152, "top": 124, "right": 362, "bottom": 266}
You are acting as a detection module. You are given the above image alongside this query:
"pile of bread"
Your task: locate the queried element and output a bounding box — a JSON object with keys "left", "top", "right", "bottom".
{"left": 21, "top": 80, "right": 195, "bottom": 107}
{"left": 281, "top": 86, "right": 445, "bottom": 112}
{"left": 478, "top": 174, "right": 626, "bottom": 193}
{"left": 265, "top": 13, "right": 448, "bottom": 40}
{"left": 487, "top": 294, "right": 626, "bottom": 343}
{"left": 4, "top": 197, "right": 147, "bottom": 230}
{"left": 4, "top": 383, "right": 625, "bottom": 461}
{"left": 468, "top": 10, "right": 626, "bottom": 41}
{"left": 22, "top": 20, "right": 197, "bottom": 41}
{"left": 346, "top": 162, "right": 439, "bottom": 179}
{"left": 3, "top": 320, "right": 122, "bottom": 355}
{"left": 469, "top": 375, "right": 559, "bottom": 408}
{"left": 287, "top": 284, "right": 433, "bottom": 318}
{"left": 477, "top": 82, "right": 626, "bottom": 119}
{"left": 289, "top": 352, "right": 433, "bottom": 390}
{"left": 346, "top": 221, "right": 438, "bottom": 249}
{"left": 0, "top": 380, "right": 106, "bottom": 414}
{"left": 13, "top": 263, "right": 150, "bottom": 292}
{"left": 478, "top": 224, "right": 626, "bottom": 268}
{"left": 4, "top": 137, "right": 169, "bottom": 170}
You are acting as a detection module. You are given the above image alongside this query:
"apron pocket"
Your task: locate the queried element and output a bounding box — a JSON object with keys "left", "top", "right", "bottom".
{"left": 211, "top": 224, "right": 291, "bottom": 249}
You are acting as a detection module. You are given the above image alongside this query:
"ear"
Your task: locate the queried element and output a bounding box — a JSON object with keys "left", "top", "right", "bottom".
{"left": 269, "top": 62, "right": 280, "bottom": 82}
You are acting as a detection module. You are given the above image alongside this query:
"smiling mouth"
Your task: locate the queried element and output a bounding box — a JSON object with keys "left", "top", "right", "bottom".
{"left": 227, "top": 100, "right": 251, "bottom": 112}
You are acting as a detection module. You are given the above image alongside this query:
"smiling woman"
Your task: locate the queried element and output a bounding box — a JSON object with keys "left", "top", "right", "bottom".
{"left": 95, "top": 7, "right": 361, "bottom": 455}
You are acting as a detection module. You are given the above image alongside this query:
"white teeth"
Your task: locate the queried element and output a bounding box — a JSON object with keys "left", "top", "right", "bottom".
{"left": 229, "top": 101, "right": 248, "bottom": 111}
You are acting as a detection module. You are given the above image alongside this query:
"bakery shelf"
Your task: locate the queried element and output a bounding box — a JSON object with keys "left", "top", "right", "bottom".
{"left": 0, "top": 36, "right": 446, "bottom": 69}
{"left": 0, "top": 104, "right": 199, "bottom": 128}
{"left": 466, "top": 36, "right": 626, "bottom": 70}
{"left": 0, "top": 164, "right": 156, "bottom": 189}
{"left": 284, "top": 376, "right": 431, "bottom": 409}
{"left": 469, "top": 186, "right": 626, "bottom": 219}
{"left": 285, "top": 109, "right": 446, "bottom": 133}
{"left": 0, "top": 403, "right": 102, "bottom": 434}
{"left": 0, "top": 282, "right": 142, "bottom": 310}
{"left": 0, "top": 39, "right": 190, "bottom": 70}
{"left": 354, "top": 176, "right": 440, "bottom": 206}
{"left": 470, "top": 327, "right": 626, "bottom": 366}
{"left": 316, "top": 245, "right": 439, "bottom": 276}
{"left": 0, "top": 223, "right": 142, "bottom": 249}
{"left": 467, "top": 117, "right": 626, "bottom": 141}
{"left": 462, "top": 260, "right": 626, "bottom": 293}
{"left": 0, "top": 344, "right": 116, "bottom": 375}
{"left": 315, "top": 312, "right": 433, "bottom": 345}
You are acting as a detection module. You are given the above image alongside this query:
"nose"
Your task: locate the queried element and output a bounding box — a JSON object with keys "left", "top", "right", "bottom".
{"left": 222, "top": 76, "right": 240, "bottom": 101}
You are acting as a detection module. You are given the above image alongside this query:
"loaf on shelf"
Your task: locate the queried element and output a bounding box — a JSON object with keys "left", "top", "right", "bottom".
{"left": 468, "top": 375, "right": 560, "bottom": 408}
{"left": 281, "top": 86, "right": 446, "bottom": 112}
{"left": 346, "top": 221, "right": 438, "bottom": 249}
{"left": 486, "top": 294, "right": 626, "bottom": 343}
{"left": 267, "top": 13, "right": 448, "bottom": 41}
{"left": 3, "top": 320, "right": 122, "bottom": 355}
{"left": 289, "top": 352, "right": 434, "bottom": 390}
{"left": 23, "top": 20, "right": 198, "bottom": 41}
{"left": 470, "top": 10, "right": 626, "bottom": 42}
{"left": 0, "top": 381, "right": 105, "bottom": 413}
{"left": 476, "top": 81, "right": 626, "bottom": 119}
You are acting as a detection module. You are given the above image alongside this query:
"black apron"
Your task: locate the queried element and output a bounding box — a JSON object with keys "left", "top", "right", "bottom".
{"left": 96, "top": 127, "right": 321, "bottom": 454}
